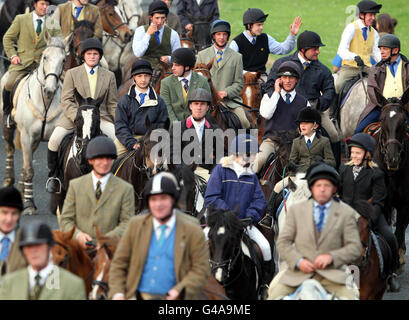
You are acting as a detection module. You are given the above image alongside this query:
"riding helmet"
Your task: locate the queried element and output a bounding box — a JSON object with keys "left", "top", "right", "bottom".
{"left": 230, "top": 133, "right": 259, "bottom": 155}
{"left": 378, "top": 34, "right": 400, "bottom": 50}
{"left": 80, "top": 38, "right": 103, "bottom": 57}
{"left": 143, "top": 172, "right": 180, "bottom": 202}
{"left": 0, "top": 186, "right": 23, "bottom": 211}
{"left": 210, "top": 19, "right": 231, "bottom": 36}
{"left": 188, "top": 88, "right": 212, "bottom": 104}
{"left": 171, "top": 48, "right": 196, "bottom": 68}
{"left": 86, "top": 136, "right": 117, "bottom": 160}
{"left": 357, "top": 0, "right": 382, "bottom": 14}
{"left": 297, "top": 31, "right": 325, "bottom": 51}
{"left": 277, "top": 61, "right": 301, "bottom": 78}
{"left": 131, "top": 59, "right": 153, "bottom": 77}
{"left": 19, "top": 220, "right": 54, "bottom": 249}
{"left": 304, "top": 163, "right": 340, "bottom": 188}
{"left": 346, "top": 133, "right": 376, "bottom": 156}
{"left": 296, "top": 107, "right": 321, "bottom": 126}
{"left": 148, "top": 0, "right": 169, "bottom": 16}
{"left": 243, "top": 8, "right": 268, "bottom": 26}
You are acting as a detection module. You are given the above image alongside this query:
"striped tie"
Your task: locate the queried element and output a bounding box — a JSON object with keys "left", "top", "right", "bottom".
{"left": 182, "top": 78, "right": 189, "bottom": 93}
{"left": 303, "top": 62, "right": 309, "bottom": 70}
{"left": 95, "top": 180, "right": 102, "bottom": 200}
{"left": 216, "top": 50, "right": 223, "bottom": 67}
{"left": 29, "top": 274, "right": 42, "bottom": 300}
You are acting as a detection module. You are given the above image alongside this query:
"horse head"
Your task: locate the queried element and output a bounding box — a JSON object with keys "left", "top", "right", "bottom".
{"left": 97, "top": 0, "right": 132, "bottom": 43}
{"left": 376, "top": 88, "right": 409, "bottom": 171}
{"left": 207, "top": 206, "right": 244, "bottom": 285}
{"left": 71, "top": 19, "right": 95, "bottom": 67}
{"left": 166, "top": 163, "right": 196, "bottom": 214}
{"left": 241, "top": 71, "right": 262, "bottom": 121}
{"left": 152, "top": 60, "right": 172, "bottom": 93}
{"left": 117, "top": 0, "right": 142, "bottom": 32}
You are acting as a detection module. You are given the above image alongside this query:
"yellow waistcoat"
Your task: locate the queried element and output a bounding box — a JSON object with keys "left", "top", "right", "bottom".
{"left": 86, "top": 69, "right": 98, "bottom": 98}
{"left": 342, "top": 20, "right": 374, "bottom": 68}
{"left": 383, "top": 59, "right": 404, "bottom": 99}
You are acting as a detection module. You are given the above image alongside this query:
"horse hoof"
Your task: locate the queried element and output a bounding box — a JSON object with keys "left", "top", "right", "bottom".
{"left": 22, "top": 203, "right": 37, "bottom": 216}
{"left": 2, "top": 179, "right": 14, "bottom": 187}
{"left": 398, "top": 249, "right": 406, "bottom": 265}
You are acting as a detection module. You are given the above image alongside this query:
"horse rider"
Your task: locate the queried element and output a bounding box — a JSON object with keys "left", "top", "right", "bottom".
{"left": 0, "top": 187, "right": 27, "bottom": 279}
{"left": 196, "top": 19, "right": 250, "bottom": 129}
{"left": 114, "top": 59, "right": 169, "bottom": 158}
{"left": 160, "top": 47, "right": 211, "bottom": 123}
{"left": 52, "top": 0, "right": 103, "bottom": 41}
{"left": 268, "top": 163, "right": 362, "bottom": 300}
{"left": 339, "top": 133, "right": 400, "bottom": 292}
{"left": 46, "top": 38, "right": 118, "bottom": 193}
{"left": 253, "top": 61, "right": 310, "bottom": 174}
{"left": 2, "top": 0, "right": 62, "bottom": 128}
{"left": 264, "top": 31, "right": 342, "bottom": 169}
{"left": 204, "top": 133, "right": 273, "bottom": 298}
{"left": 170, "top": 88, "right": 221, "bottom": 181}
{"left": 60, "top": 136, "right": 134, "bottom": 249}
{"left": 334, "top": 0, "right": 382, "bottom": 95}
{"left": 177, "top": 0, "right": 219, "bottom": 46}
{"left": 355, "top": 34, "right": 409, "bottom": 133}
{"left": 229, "top": 8, "right": 301, "bottom": 81}
{"left": 138, "top": 0, "right": 182, "bottom": 34}
{"left": 132, "top": 0, "right": 181, "bottom": 69}
{"left": 0, "top": 221, "right": 86, "bottom": 300}
{"left": 109, "top": 171, "right": 210, "bottom": 300}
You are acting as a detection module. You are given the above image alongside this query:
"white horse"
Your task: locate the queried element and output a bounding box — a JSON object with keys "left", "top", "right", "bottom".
{"left": 0, "top": 33, "right": 68, "bottom": 214}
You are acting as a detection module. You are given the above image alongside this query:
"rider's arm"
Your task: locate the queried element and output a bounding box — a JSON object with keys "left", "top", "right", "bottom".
{"left": 60, "top": 70, "right": 80, "bottom": 123}
{"left": 176, "top": 0, "right": 191, "bottom": 28}
{"left": 371, "top": 30, "right": 381, "bottom": 63}
{"left": 229, "top": 40, "right": 239, "bottom": 52}
{"left": 60, "top": 180, "right": 84, "bottom": 240}
{"left": 160, "top": 80, "right": 179, "bottom": 123}
{"left": 316, "top": 67, "right": 335, "bottom": 112}
{"left": 150, "top": 97, "right": 169, "bottom": 129}
{"left": 337, "top": 23, "right": 358, "bottom": 61}
{"left": 115, "top": 97, "right": 139, "bottom": 150}
{"left": 107, "top": 72, "right": 118, "bottom": 120}
{"left": 259, "top": 92, "right": 280, "bottom": 120}
{"left": 224, "top": 53, "right": 244, "bottom": 99}
{"left": 132, "top": 26, "right": 151, "bottom": 58}
{"left": 267, "top": 34, "right": 296, "bottom": 55}
{"left": 204, "top": 165, "right": 230, "bottom": 211}
{"left": 322, "top": 137, "right": 336, "bottom": 168}
{"left": 3, "top": 14, "right": 21, "bottom": 60}
{"left": 168, "top": 30, "right": 182, "bottom": 62}
{"left": 245, "top": 177, "right": 267, "bottom": 224}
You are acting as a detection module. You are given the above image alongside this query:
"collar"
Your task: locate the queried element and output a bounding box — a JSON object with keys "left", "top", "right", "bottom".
{"left": 152, "top": 210, "right": 176, "bottom": 232}
{"left": 186, "top": 115, "right": 210, "bottom": 129}
{"left": 84, "top": 64, "right": 99, "bottom": 74}
{"left": 72, "top": 2, "right": 84, "bottom": 9}
{"left": 0, "top": 229, "right": 16, "bottom": 244}
{"left": 33, "top": 12, "right": 45, "bottom": 22}
{"left": 91, "top": 171, "right": 111, "bottom": 190}
{"left": 313, "top": 200, "right": 332, "bottom": 210}
{"left": 304, "top": 132, "right": 316, "bottom": 143}
{"left": 178, "top": 71, "right": 192, "bottom": 82}
{"left": 214, "top": 46, "right": 227, "bottom": 56}
{"left": 357, "top": 19, "right": 371, "bottom": 30}
{"left": 28, "top": 260, "right": 55, "bottom": 285}
{"left": 243, "top": 30, "right": 256, "bottom": 43}
{"left": 298, "top": 52, "right": 310, "bottom": 65}
{"left": 280, "top": 88, "right": 296, "bottom": 100}
{"left": 390, "top": 55, "right": 401, "bottom": 66}
{"left": 134, "top": 86, "right": 150, "bottom": 98}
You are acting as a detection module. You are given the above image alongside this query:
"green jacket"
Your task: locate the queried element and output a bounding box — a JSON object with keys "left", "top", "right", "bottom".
{"left": 160, "top": 71, "right": 211, "bottom": 122}
{"left": 0, "top": 266, "right": 86, "bottom": 300}
{"left": 3, "top": 12, "right": 62, "bottom": 72}
{"left": 196, "top": 46, "right": 244, "bottom": 109}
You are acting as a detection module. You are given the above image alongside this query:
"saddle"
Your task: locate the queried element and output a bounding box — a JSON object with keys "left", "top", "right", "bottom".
{"left": 112, "top": 150, "right": 137, "bottom": 175}
{"left": 241, "top": 228, "right": 263, "bottom": 288}
{"left": 219, "top": 103, "right": 243, "bottom": 131}
{"left": 10, "top": 74, "right": 30, "bottom": 118}
{"left": 363, "top": 122, "right": 381, "bottom": 136}
{"left": 56, "top": 132, "right": 75, "bottom": 182}
{"left": 339, "top": 73, "right": 366, "bottom": 109}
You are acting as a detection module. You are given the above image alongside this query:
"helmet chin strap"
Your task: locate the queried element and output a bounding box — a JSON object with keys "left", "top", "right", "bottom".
{"left": 159, "top": 209, "right": 174, "bottom": 223}
{"left": 382, "top": 51, "right": 399, "bottom": 64}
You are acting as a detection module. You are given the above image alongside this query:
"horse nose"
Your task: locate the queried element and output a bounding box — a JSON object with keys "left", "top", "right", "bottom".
{"left": 44, "top": 88, "right": 54, "bottom": 98}
{"left": 97, "top": 294, "right": 106, "bottom": 300}
{"left": 125, "top": 32, "right": 132, "bottom": 43}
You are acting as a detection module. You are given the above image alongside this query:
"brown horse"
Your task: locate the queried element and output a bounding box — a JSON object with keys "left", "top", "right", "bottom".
{"left": 179, "top": 30, "right": 195, "bottom": 52}
{"left": 52, "top": 227, "right": 94, "bottom": 298}
{"left": 240, "top": 72, "right": 263, "bottom": 121}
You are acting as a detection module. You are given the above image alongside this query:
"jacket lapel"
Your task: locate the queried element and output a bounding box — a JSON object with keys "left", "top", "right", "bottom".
{"left": 218, "top": 48, "right": 232, "bottom": 70}
{"left": 309, "top": 136, "right": 320, "bottom": 151}
{"left": 80, "top": 66, "right": 92, "bottom": 98}
{"left": 305, "top": 199, "right": 318, "bottom": 245}
{"left": 17, "top": 270, "right": 30, "bottom": 299}
{"left": 172, "top": 76, "right": 184, "bottom": 103}
{"left": 187, "top": 73, "right": 199, "bottom": 100}
{"left": 173, "top": 213, "right": 186, "bottom": 281}
{"left": 94, "top": 67, "right": 106, "bottom": 99}
{"left": 318, "top": 201, "right": 340, "bottom": 245}
{"left": 355, "top": 167, "right": 370, "bottom": 183}
{"left": 27, "top": 13, "right": 35, "bottom": 43}
{"left": 85, "top": 173, "right": 97, "bottom": 206}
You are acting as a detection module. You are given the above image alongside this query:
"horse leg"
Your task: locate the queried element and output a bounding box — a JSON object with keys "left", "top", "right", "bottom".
{"left": 394, "top": 206, "right": 409, "bottom": 269}
{"left": 20, "top": 131, "right": 37, "bottom": 214}
{"left": 2, "top": 126, "right": 16, "bottom": 187}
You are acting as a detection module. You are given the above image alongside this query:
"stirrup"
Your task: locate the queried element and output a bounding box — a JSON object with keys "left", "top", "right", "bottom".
{"left": 259, "top": 214, "right": 274, "bottom": 229}
{"left": 46, "top": 177, "right": 62, "bottom": 194}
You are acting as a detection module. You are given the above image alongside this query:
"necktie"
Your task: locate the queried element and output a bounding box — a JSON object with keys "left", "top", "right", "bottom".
{"left": 216, "top": 50, "right": 223, "bottom": 67}
{"left": 36, "top": 19, "right": 42, "bottom": 36}
{"left": 199, "top": 125, "right": 204, "bottom": 141}
{"left": 182, "top": 78, "right": 189, "bottom": 93}
{"left": 307, "top": 139, "right": 312, "bottom": 149}
{"left": 389, "top": 61, "right": 397, "bottom": 78}
{"left": 90, "top": 68, "right": 95, "bottom": 75}
{"left": 0, "top": 237, "right": 10, "bottom": 261}
{"left": 251, "top": 38, "right": 256, "bottom": 45}
{"left": 316, "top": 205, "right": 326, "bottom": 233}
{"left": 158, "top": 225, "right": 167, "bottom": 246}
{"left": 139, "top": 93, "right": 147, "bottom": 105}
{"left": 30, "top": 274, "right": 42, "bottom": 300}
{"left": 285, "top": 93, "right": 291, "bottom": 104}
{"left": 95, "top": 180, "right": 102, "bottom": 200}
{"left": 362, "top": 27, "right": 368, "bottom": 41}
{"left": 75, "top": 6, "right": 82, "bottom": 19}
{"left": 155, "top": 31, "right": 161, "bottom": 45}
{"left": 303, "top": 61, "right": 309, "bottom": 70}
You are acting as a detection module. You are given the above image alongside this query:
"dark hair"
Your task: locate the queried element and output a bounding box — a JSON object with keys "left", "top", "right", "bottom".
{"left": 376, "top": 13, "right": 398, "bottom": 34}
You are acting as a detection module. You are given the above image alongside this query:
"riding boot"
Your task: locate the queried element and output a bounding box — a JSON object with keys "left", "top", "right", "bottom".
{"left": 259, "top": 191, "right": 279, "bottom": 229}
{"left": 45, "top": 149, "right": 62, "bottom": 194}
{"left": 329, "top": 93, "right": 340, "bottom": 123}
{"left": 2, "top": 89, "right": 14, "bottom": 128}
{"left": 260, "top": 260, "right": 274, "bottom": 300}
{"left": 330, "top": 141, "right": 342, "bottom": 171}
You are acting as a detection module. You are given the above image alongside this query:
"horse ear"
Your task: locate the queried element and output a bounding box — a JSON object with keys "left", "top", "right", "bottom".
{"left": 190, "top": 162, "right": 197, "bottom": 171}
{"left": 64, "top": 33, "right": 73, "bottom": 55}
{"left": 44, "top": 30, "right": 52, "bottom": 45}
{"left": 74, "top": 88, "right": 85, "bottom": 106}
{"left": 374, "top": 88, "right": 388, "bottom": 107}
{"left": 67, "top": 226, "right": 76, "bottom": 240}
{"left": 400, "top": 87, "right": 409, "bottom": 107}
{"left": 94, "top": 96, "right": 105, "bottom": 108}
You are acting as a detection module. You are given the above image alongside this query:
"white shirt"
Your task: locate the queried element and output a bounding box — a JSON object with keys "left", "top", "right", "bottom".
{"left": 298, "top": 52, "right": 309, "bottom": 66}
{"left": 152, "top": 211, "right": 176, "bottom": 241}
{"left": 189, "top": 116, "right": 205, "bottom": 141}
{"left": 32, "top": 12, "right": 45, "bottom": 32}
{"left": 84, "top": 64, "right": 99, "bottom": 75}
{"left": 178, "top": 70, "right": 192, "bottom": 85}
{"left": 304, "top": 132, "right": 316, "bottom": 144}
{"left": 259, "top": 89, "right": 296, "bottom": 120}
{"left": 28, "top": 261, "right": 55, "bottom": 292}
{"left": 132, "top": 25, "right": 181, "bottom": 61}
{"left": 196, "top": 0, "right": 202, "bottom": 5}
{"left": 213, "top": 46, "right": 227, "bottom": 57}
{"left": 134, "top": 86, "right": 150, "bottom": 105}
{"left": 337, "top": 19, "right": 381, "bottom": 62}
{"left": 0, "top": 230, "right": 15, "bottom": 252}
{"left": 91, "top": 171, "right": 111, "bottom": 193}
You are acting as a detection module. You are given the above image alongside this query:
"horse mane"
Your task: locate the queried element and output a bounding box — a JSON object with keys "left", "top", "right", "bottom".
{"left": 243, "top": 71, "right": 261, "bottom": 84}
{"left": 207, "top": 206, "right": 243, "bottom": 244}
{"left": 170, "top": 164, "right": 195, "bottom": 188}
{"left": 53, "top": 230, "right": 92, "bottom": 266}
{"left": 74, "top": 19, "right": 95, "bottom": 32}
{"left": 105, "top": 0, "right": 118, "bottom": 6}
{"left": 46, "top": 36, "right": 65, "bottom": 49}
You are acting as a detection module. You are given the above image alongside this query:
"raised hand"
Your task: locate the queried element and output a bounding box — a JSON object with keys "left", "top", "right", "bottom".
{"left": 290, "top": 16, "right": 302, "bottom": 36}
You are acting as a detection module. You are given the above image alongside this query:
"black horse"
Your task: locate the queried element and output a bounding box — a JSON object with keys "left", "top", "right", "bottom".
{"left": 207, "top": 207, "right": 262, "bottom": 300}
{"left": 373, "top": 88, "right": 409, "bottom": 271}
{"left": 185, "top": 10, "right": 215, "bottom": 52}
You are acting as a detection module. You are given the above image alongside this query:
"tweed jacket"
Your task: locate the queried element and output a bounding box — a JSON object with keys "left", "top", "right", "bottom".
{"left": 160, "top": 71, "right": 211, "bottom": 122}
{"left": 60, "top": 173, "right": 134, "bottom": 240}
{"left": 108, "top": 210, "right": 210, "bottom": 300}
{"left": 3, "top": 12, "right": 62, "bottom": 72}
{"left": 0, "top": 230, "right": 27, "bottom": 279}
{"left": 289, "top": 133, "right": 336, "bottom": 173}
{"left": 196, "top": 46, "right": 244, "bottom": 109}
{"left": 56, "top": 64, "right": 118, "bottom": 129}
{"left": 277, "top": 199, "right": 362, "bottom": 287}
{"left": 52, "top": 1, "right": 103, "bottom": 40}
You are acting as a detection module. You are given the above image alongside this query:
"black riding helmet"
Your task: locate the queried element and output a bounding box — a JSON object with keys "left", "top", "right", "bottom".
{"left": 346, "top": 133, "right": 376, "bottom": 156}
{"left": 86, "top": 136, "right": 117, "bottom": 160}
{"left": 188, "top": 88, "right": 212, "bottom": 105}
{"left": 277, "top": 61, "right": 301, "bottom": 78}
{"left": 304, "top": 163, "right": 340, "bottom": 189}
{"left": 19, "top": 220, "right": 54, "bottom": 249}
{"left": 210, "top": 19, "right": 231, "bottom": 37}
{"left": 0, "top": 186, "right": 23, "bottom": 211}
{"left": 143, "top": 172, "right": 181, "bottom": 204}
{"left": 297, "top": 31, "right": 325, "bottom": 51}
{"left": 171, "top": 48, "right": 196, "bottom": 68}
{"left": 80, "top": 38, "right": 103, "bottom": 57}
{"left": 148, "top": 0, "right": 169, "bottom": 16}
{"left": 131, "top": 59, "right": 153, "bottom": 77}
{"left": 243, "top": 8, "right": 268, "bottom": 26}
{"left": 296, "top": 107, "right": 321, "bottom": 127}
{"left": 357, "top": 0, "right": 382, "bottom": 13}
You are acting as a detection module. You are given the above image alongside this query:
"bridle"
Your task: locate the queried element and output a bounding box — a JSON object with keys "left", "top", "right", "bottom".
{"left": 118, "top": 0, "right": 140, "bottom": 27}
{"left": 54, "top": 241, "right": 71, "bottom": 269}
{"left": 99, "top": 2, "right": 127, "bottom": 36}
{"left": 91, "top": 243, "right": 111, "bottom": 299}
{"left": 209, "top": 246, "right": 243, "bottom": 287}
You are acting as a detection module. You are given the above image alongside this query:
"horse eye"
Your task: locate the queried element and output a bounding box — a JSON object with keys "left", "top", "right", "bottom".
{"left": 109, "top": 13, "right": 114, "bottom": 16}
{"left": 44, "top": 56, "right": 47, "bottom": 60}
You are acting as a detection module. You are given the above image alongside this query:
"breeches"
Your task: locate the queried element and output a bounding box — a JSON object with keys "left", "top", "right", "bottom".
{"left": 114, "top": 135, "right": 142, "bottom": 158}
{"left": 320, "top": 109, "right": 341, "bottom": 142}
{"left": 5, "top": 65, "right": 37, "bottom": 91}
{"left": 354, "top": 107, "right": 381, "bottom": 133}
{"left": 253, "top": 138, "right": 277, "bottom": 174}
{"left": 335, "top": 65, "right": 370, "bottom": 94}
{"left": 374, "top": 214, "right": 399, "bottom": 269}
{"left": 48, "top": 121, "right": 115, "bottom": 152}
{"left": 230, "top": 106, "right": 250, "bottom": 129}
